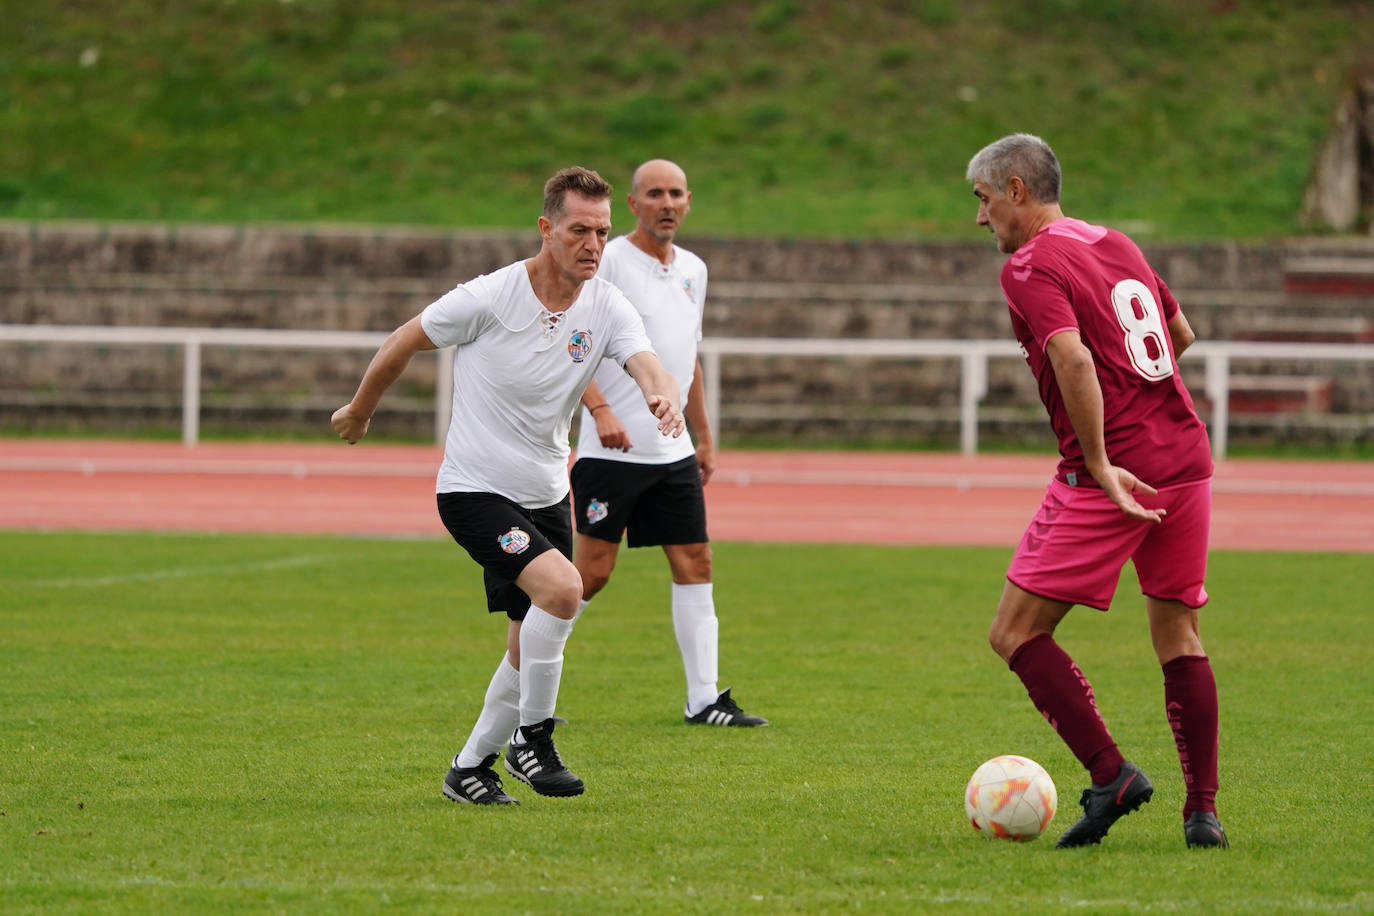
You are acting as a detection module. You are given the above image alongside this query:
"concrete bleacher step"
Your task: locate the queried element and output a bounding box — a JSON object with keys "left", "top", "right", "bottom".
{"left": 1283, "top": 255, "right": 1374, "bottom": 296}
{"left": 1226, "top": 374, "right": 1334, "bottom": 413}
{"left": 1230, "top": 315, "right": 1374, "bottom": 343}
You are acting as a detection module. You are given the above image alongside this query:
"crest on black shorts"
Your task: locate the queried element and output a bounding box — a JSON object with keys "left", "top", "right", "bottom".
{"left": 499, "top": 527, "right": 531, "bottom": 554}
{"left": 585, "top": 498, "right": 609, "bottom": 525}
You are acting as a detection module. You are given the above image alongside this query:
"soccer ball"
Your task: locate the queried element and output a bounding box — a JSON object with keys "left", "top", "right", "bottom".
{"left": 964, "top": 755, "right": 1057, "bottom": 841}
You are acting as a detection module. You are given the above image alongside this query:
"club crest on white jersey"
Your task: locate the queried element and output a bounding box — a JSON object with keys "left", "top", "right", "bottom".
{"left": 682, "top": 278, "right": 697, "bottom": 304}
{"left": 499, "top": 527, "right": 531, "bottom": 554}
{"left": 568, "top": 330, "right": 593, "bottom": 362}
{"left": 584, "top": 498, "right": 609, "bottom": 525}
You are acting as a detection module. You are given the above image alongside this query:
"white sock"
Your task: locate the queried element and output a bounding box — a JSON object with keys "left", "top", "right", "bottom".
{"left": 574, "top": 598, "right": 591, "bottom": 620}
{"left": 454, "top": 654, "right": 520, "bottom": 769}
{"left": 517, "top": 605, "right": 575, "bottom": 731}
{"left": 672, "top": 582, "right": 720, "bottom": 716}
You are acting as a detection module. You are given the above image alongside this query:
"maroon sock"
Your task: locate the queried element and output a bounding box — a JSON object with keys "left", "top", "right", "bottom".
{"left": 1008, "top": 633, "right": 1124, "bottom": 785}
{"left": 1163, "top": 654, "right": 1220, "bottom": 819}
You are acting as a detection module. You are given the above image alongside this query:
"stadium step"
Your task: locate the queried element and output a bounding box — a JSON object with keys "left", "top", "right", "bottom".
{"left": 1283, "top": 255, "right": 1374, "bottom": 296}
{"left": 1229, "top": 315, "right": 1374, "bottom": 344}
{"left": 1226, "top": 374, "right": 1334, "bottom": 413}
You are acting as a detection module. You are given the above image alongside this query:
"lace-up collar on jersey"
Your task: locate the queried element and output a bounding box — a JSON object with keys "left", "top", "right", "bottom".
{"left": 539, "top": 307, "right": 565, "bottom": 340}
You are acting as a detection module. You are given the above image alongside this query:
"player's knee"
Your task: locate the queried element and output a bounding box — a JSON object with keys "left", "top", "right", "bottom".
{"left": 668, "top": 542, "right": 711, "bottom": 583}
{"left": 541, "top": 572, "right": 583, "bottom": 620}
{"left": 525, "top": 555, "right": 583, "bottom": 619}
{"left": 987, "top": 620, "right": 1021, "bottom": 664}
{"left": 1153, "top": 629, "right": 1205, "bottom": 665}
{"left": 574, "top": 537, "right": 619, "bottom": 599}
{"left": 578, "top": 566, "right": 611, "bottom": 599}
{"left": 575, "top": 554, "right": 616, "bottom": 598}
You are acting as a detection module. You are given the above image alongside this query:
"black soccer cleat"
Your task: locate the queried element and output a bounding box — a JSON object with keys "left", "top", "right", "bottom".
{"left": 1184, "top": 811, "right": 1229, "bottom": 848}
{"left": 1055, "top": 760, "right": 1154, "bottom": 848}
{"left": 684, "top": 688, "right": 769, "bottom": 727}
{"left": 504, "top": 718, "right": 585, "bottom": 797}
{"left": 442, "top": 753, "right": 519, "bottom": 806}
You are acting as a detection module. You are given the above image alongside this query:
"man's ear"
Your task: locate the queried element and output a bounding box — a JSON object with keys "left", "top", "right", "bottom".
{"left": 1006, "top": 176, "right": 1025, "bottom": 203}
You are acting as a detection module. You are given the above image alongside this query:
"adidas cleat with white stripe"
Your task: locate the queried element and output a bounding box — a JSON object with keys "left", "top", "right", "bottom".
{"left": 684, "top": 688, "right": 769, "bottom": 727}
{"left": 442, "top": 753, "right": 518, "bottom": 805}
{"left": 504, "top": 717, "right": 585, "bottom": 797}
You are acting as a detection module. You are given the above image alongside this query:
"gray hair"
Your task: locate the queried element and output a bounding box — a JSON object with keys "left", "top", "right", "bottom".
{"left": 966, "top": 133, "right": 1062, "bottom": 204}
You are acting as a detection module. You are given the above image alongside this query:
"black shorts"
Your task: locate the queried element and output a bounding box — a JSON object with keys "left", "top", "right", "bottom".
{"left": 570, "top": 455, "right": 708, "bottom": 548}
{"left": 436, "top": 491, "right": 573, "bottom": 620}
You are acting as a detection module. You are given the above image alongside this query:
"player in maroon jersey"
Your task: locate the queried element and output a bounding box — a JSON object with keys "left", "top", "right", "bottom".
{"left": 966, "top": 133, "right": 1227, "bottom": 849}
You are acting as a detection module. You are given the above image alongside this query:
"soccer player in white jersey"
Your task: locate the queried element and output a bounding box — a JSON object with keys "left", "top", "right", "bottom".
{"left": 570, "top": 159, "right": 767, "bottom": 728}
{"left": 332, "top": 167, "right": 685, "bottom": 805}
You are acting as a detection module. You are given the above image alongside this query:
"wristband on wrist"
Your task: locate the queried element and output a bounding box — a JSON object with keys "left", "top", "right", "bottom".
{"left": 588, "top": 403, "right": 609, "bottom": 413}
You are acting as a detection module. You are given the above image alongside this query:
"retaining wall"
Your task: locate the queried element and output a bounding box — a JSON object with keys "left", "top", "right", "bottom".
{"left": 2, "top": 221, "right": 1372, "bottom": 446}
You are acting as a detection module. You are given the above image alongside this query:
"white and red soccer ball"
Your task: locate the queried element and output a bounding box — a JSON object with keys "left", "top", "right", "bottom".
{"left": 965, "top": 755, "right": 1057, "bottom": 841}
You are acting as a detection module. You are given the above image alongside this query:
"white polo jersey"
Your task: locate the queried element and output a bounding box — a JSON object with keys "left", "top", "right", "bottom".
{"left": 575, "top": 236, "right": 706, "bottom": 465}
{"left": 421, "top": 260, "right": 655, "bottom": 508}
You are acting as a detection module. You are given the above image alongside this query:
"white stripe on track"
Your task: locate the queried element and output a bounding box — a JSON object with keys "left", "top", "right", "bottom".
{"left": 0, "top": 457, "right": 436, "bottom": 478}
{"left": 713, "top": 468, "right": 1374, "bottom": 497}
{"left": 4, "top": 456, "right": 1372, "bottom": 497}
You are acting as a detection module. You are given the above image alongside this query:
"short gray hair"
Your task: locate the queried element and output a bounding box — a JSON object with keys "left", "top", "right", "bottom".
{"left": 966, "top": 133, "right": 1061, "bottom": 204}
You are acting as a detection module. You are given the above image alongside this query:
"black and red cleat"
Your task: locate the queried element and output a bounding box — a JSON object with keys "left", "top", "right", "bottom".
{"left": 1056, "top": 760, "right": 1154, "bottom": 848}
{"left": 1184, "top": 811, "right": 1229, "bottom": 848}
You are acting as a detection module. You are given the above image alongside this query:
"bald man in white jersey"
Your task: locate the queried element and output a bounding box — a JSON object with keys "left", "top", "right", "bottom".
{"left": 570, "top": 159, "right": 767, "bottom": 728}
{"left": 332, "top": 167, "right": 684, "bottom": 805}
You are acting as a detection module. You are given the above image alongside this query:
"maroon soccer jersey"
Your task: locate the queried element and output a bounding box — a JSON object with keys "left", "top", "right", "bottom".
{"left": 1000, "top": 218, "right": 1211, "bottom": 488}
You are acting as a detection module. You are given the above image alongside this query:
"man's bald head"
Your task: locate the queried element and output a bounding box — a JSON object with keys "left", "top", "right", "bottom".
{"left": 627, "top": 159, "right": 692, "bottom": 249}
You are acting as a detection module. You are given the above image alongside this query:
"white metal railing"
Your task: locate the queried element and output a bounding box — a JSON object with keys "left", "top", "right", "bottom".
{"left": 3, "top": 323, "right": 1374, "bottom": 458}
{"left": 0, "top": 324, "right": 450, "bottom": 448}
{"left": 697, "top": 337, "right": 1023, "bottom": 457}
{"left": 699, "top": 337, "right": 1374, "bottom": 459}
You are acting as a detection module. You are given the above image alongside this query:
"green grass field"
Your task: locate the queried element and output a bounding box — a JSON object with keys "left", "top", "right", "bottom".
{"left": 2, "top": 531, "right": 1371, "bottom": 913}
{"left": 4, "top": 1, "right": 1369, "bottom": 238}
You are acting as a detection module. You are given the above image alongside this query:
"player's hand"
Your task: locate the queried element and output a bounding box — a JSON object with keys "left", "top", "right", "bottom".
{"left": 646, "top": 395, "right": 685, "bottom": 438}
{"left": 696, "top": 441, "right": 716, "bottom": 485}
{"left": 1096, "top": 465, "right": 1165, "bottom": 523}
{"left": 593, "top": 407, "right": 632, "bottom": 451}
{"left": 331, "top": 404, "right": 370, "bottom": 444}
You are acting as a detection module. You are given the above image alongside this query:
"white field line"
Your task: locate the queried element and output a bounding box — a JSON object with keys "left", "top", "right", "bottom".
{"left": 926, "top": 890, "right": 1371, "bottom": 912}
{"left": 27, "top": 554, "right": 328, "bottom": 589}
{"left": 55, "top": 878, "right": 1372, "bottom": 913}
{"left": 2, "top": 456, "right": 1373, "bottom": 497}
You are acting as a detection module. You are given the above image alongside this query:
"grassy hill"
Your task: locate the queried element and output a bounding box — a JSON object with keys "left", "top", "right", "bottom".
{"left": 2, "top": 0, "right": 1370, "bottom": 240}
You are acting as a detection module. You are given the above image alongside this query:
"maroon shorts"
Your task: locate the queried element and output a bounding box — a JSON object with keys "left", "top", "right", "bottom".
{"left": 1006, "top": 477, "right": 1211, "bottom": 611}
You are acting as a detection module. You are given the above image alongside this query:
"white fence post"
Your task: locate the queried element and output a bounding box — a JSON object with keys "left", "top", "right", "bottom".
{"left": 701, "top": 348, "right": 721, "bottom": 445}
{"left": 960, "top": 350, "right": 988, "bottom": 456}
{"left": 182, "top": 336, "right": 201, "bottom": 448}
{"left": 1204, "top": 350, "right": 1232, "bottom": 461}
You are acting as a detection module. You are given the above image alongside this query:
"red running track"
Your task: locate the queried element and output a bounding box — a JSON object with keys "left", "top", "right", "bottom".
{"left": 1, "top": 439, "right": 1370, "bottom": 552}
